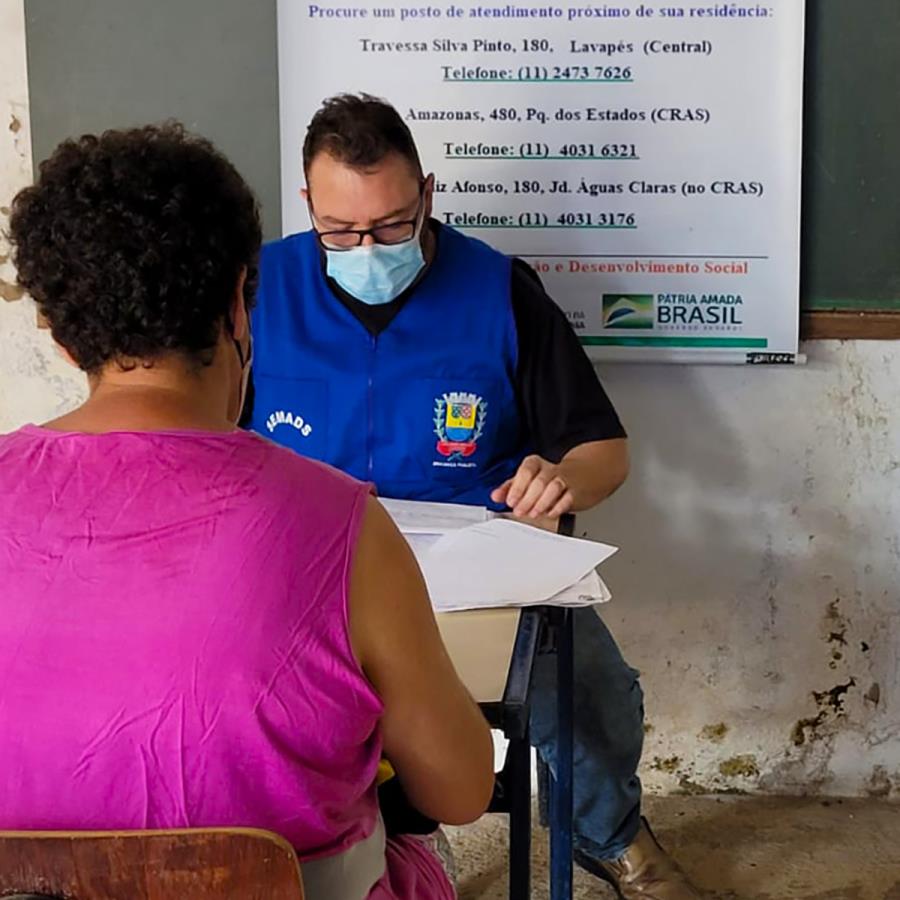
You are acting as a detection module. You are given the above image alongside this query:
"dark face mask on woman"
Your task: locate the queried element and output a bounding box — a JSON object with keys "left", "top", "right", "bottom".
{"left": 229, "top": 317, "right": 253, "bottom": 426}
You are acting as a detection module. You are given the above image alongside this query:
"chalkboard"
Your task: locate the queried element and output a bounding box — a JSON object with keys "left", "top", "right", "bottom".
{"left": 24, "top": 0, "right": 282, "bottom": 240}
{"left": 24, "top": 0, "right": 900, "bottom": 314}
{"left": 801, "top": 0, "right": 900, "bottom": 313}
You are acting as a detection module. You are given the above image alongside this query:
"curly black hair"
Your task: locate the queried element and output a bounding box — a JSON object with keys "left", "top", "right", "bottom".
{"left": 9, "top": 122, "right": 261, "bottom": 373}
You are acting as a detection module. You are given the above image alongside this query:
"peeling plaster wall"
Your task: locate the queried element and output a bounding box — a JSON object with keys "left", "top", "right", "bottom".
{"left": 0, "top": 0, "right": 85, "bottom": 433}
{"left": 1, "top": 2, "right": 898, "bottom": 797}
{"left": 591, "top": 346, "right": 900, "bottom": 797}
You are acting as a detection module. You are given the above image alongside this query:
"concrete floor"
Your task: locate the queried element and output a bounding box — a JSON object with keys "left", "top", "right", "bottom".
{"left": 447, "top": 796, "right": 900, "bottom": 900}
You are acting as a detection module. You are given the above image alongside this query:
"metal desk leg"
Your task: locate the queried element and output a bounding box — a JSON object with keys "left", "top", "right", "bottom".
{"left": 507, "top": 724, "right": 531, "bottom": 900}
{"left": 549, "top": 608, "right": 574, "bottom": 900}
{"left": 486, "top": 608, "right": 542, "bottom": 900}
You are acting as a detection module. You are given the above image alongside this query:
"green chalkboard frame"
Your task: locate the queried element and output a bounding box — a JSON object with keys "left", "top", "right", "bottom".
{"left": 24, "top": 0, "right": 899, "bottom": 338}
{"left": 800, "top": 0, "right": 900, "bottom": 338}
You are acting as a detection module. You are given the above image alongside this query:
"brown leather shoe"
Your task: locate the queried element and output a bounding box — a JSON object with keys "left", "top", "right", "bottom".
{"left": 575, "top": 818, "right": 706, "bottom": 899}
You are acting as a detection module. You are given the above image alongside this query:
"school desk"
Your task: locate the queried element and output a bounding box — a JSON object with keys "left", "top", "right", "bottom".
{"left": 437, "top": 604, "right": 575, "bottom": 900}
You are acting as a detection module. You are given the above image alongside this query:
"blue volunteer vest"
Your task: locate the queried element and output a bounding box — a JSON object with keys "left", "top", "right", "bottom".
{"left": 248, "top": 225, "right": 527, "bottom": 506}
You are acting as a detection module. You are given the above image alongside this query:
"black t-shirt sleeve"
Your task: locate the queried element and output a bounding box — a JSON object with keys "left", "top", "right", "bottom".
{"left": 511, "top": 258, "right": 626, "bottom": 463}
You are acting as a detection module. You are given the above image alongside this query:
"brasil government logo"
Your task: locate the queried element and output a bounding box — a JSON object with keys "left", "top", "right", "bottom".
{"left": 602, "top": 294, "right": 655, "bottom": 329}
{"left": 434, "top": 392, "right": 486, "bottom": 461}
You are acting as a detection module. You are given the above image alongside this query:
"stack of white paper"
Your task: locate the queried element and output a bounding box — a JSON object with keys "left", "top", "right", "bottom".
{"left": 381, "top": 499, "right": 616, "bottom": 612}
{"left": 381, "top": 497, "right": 488, "bottom": 532}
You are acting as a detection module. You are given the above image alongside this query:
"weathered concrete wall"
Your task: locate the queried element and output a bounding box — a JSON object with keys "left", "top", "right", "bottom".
{"left": 0, "top": 0, "right": 85, "bottom": 433}
{"left": 2, "top": 1, "right": 898, "bottom": 797}
{"left": 592, "top": 346, "right": 900, "bottom": 797}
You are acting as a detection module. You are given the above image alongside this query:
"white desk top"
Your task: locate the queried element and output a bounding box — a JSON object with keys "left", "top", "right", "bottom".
{"left": 437, "top": 608, "right": 521, "bottom": 704}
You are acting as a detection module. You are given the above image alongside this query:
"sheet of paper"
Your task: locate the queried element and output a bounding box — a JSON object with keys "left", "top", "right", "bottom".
{"left": 403, "top": 532, "right": 443, "bottom": 561}
{"left": 547, "top": 569, "right": 612, "bottom": 609}
{"left": 419, "top": 519, "right": 617, "bottom": 612}
{"left": 437, "top": 570, "right": 611, "bottom": 613}
{"left": 380, "top": 497, "right": 488, "bottom": 534}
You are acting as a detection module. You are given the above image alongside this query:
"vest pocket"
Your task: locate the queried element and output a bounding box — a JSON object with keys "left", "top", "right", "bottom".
{"left": 252, "top": 374, "right": 328, "bottom": 460}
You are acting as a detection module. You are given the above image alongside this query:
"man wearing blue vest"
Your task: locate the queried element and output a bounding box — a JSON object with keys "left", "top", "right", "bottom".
{"left": 245, "top": 94, "right": 704, "bottom": 899}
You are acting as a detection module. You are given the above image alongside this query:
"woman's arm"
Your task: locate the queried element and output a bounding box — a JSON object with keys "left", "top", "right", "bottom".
{"left": 349, "top": 497, "right": 494, "bottom": 826}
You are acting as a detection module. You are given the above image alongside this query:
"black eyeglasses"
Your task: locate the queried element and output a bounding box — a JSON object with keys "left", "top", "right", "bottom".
{"left": 311, "top": 191, "right": 424, "bottom": 251}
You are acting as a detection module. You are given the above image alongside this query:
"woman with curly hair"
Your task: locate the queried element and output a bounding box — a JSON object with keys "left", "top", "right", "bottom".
{"left": 0, "top": 123, "right": 492, "bottom": 900}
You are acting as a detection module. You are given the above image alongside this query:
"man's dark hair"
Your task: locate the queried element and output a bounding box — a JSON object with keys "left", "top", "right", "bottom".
{"left": 302, "top": 93, "right": 422, "bottom": 175}
{"left": 9, "top": 122, "right": 262, "bottom": 374}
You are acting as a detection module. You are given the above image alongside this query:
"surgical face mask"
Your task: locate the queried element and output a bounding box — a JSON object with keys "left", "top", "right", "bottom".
{"left": 325, "top": 225, "right": 426, "bottom": 306}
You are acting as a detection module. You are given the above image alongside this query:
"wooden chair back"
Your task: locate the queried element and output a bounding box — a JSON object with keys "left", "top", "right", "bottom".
{"left": 0, "top": 828, "right": 304, "bottom": 900}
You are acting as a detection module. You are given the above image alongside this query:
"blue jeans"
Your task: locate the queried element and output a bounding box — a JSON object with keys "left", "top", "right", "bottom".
{"left": 530, "top": 607, "right": 644, "bottom": 862}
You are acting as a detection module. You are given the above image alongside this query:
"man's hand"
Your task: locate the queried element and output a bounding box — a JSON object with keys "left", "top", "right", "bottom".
{"left": 491, "top": 439, "right": 630, "bottom": 518}
{"left": 491, "top": 455, "right": 574, "bottom": 519}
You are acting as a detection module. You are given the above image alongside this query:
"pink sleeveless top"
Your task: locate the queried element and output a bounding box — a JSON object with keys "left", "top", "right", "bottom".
{"left": 0, "top": 426, "right": 452, "bottom": 899}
